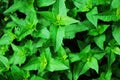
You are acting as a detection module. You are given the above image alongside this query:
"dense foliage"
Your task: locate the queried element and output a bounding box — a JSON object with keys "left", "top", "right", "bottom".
{"left": 0, "top": 0, "right": 120, "bottom": 80}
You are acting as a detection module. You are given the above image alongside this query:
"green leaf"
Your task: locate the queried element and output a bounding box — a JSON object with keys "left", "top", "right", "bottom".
{"left": 105, "top": 69, "right": 112, "bottom": 80}
{"left": 37, "top": 0, "right": 56, "bottom": 7}
{"left": 38, "top": 11, "right": 56, "bottom": 23}
{"left": 58, "top": 15, "right": 79, "bottom": 25}
{"left": 111, "top": 0, "right": 120, "bottom": 9}
{"left": 65, "top": 23, "right": 88, "bottom": 39}
{"left": 88, "top": 29, "right": 99, "bottom": 36}
{"left": 73, "top": 62, "right": 85, "bottom": 80}
{"left": 108, "top": 52, "right": 116, "bottom": 66}
{"left": 23, "top": 40, "right": 34, "bottom": 56}
{"left": 39, "top": 52, "right": 47, "bottom": 72}
{"left": 4, "top": 1, "right": 21, "bottom": 14}
{"left": 30, "top": 75, "right": 45, "bottom": 80}
{"left": 10, "top": 44, "right": 26, "bottom": 65}
{"left": 69, "top": 53, "right": 80, "bottom": 63}
{"left": 75, "top": 57, "right": 98, "bottom": 77}
{"left": 22, "top": 57, "right": 40, "bottom": 70}
{"left": 0, "top": 32, "right": 16, "bottom": 45}
{"left": 79, "top": 45, "right": 91, "bottom": 59}
{"left": 98, "top": 25, "right": 109, "bottom": 34}
{"left": 50, "top": 25, "right": 57, "bottom": 46}
{"left": 86, "top": 7, "right": 98, "bottom": 27}
{"left": 32, "top": 27, "right": 50, "bottom": 39}
{"left": 94, "top": 34, "right": 106, "bottom": 50}
{"left": 111, "top": 46, "right": 120, "bottom": 55}
{"left": 112, "top": 24, "right": 120, "bottom": 45}
{"left": 52, "top": 0, "right": 67, "bottom": 16}
{"left": 92, "top": 0, "right": 110, "bottom": 5}
{"left": 0, "top": 56, "right": 9, "bottom": 72}
{"left": 57, "top": 46, "right": 68, "bottom": 60}
{"left": 4, "top": 1, "right": 34, "bottom": 14}
{"left": 47, "top": 58, "right": 69, "bottom": 72}
{"left": 10, "top": 65, "right": 25, "bottom": 80}
{"left": 87, "top": 57, "right": 99, "bottom": 73}
{"left": 88, "top": 25, "right": 109, "bottom": 36}
{"left": 0, "top": 45, "right": 8, "bottom": 55}
{"left": 56, "top": 26, "right": 65, "bottom": 51}
{"left": 96, "top": 10, "right": 120, "bottom": 21}
{"left": 73, "top": 0, "right": 92, "bottom": 12}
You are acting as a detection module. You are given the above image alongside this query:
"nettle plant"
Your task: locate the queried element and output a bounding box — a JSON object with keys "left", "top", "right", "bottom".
{"left": 0, "top": 0, "right": 120, "bottom": 80}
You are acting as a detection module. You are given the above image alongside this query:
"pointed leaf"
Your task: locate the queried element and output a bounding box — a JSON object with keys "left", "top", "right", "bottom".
{"left": 30, "top": 75, "right": 45, "bottom": 80}
{"left": 86, "top": 7, "right": 98, "bottom": 27}
{"left": 73, "top": 0, "right": 92, "bottom": 12}
{"left": 52, "top": 0, "right": 67, "bottom": 16}
{"left": 10, "top": 44, "right": 26, "bottom": 65}
{"left": 22, "top": 57, "right": 40, "bottom": 70}
{"left": 59, "top": 16, "right": 79, "bottom": 25}
{"left": 94, "top": 34, "right": 106, "bottom": 50}
{"left": 112, "top": 24, "right": 120, "bottom": 45}
{"left": 47, "top": 58, "right": 69, "bottom": 72}
{"left": 56, "top": 27, "right": 65, "bottom": 51}
{"left": 37, "top": 0, "right": 56, "bottom": 7}
{"left": 65, "top": 23, "right": 88, "bottom": 39}
{"left": 0, "top": 56, "right": 9, "bottom": 72}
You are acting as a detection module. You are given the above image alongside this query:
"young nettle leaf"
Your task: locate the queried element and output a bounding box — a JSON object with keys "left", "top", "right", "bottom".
{"left": 32, "top": 27, "right": 50, "bottom": 39}
{"left": 39, "top": 11, "right": 79, "bottom": 26}
{"left": 97, "top": 25, "right": 109, "bottom": 34}
{"left": 92, "top": 48, "right": 106, "bottom": 60}
{"left": 88, "top": 24, "right": 109, "bottom": 36}
{"left": 57, "top": 46, "right": 68, "bottom": 60}
{"left": 4, "top": 0, "right": 34, "bottom": 14}
{"left": 69, "top": 53, "right": 80, "bottom": 63}
{"left": 0, "top": 45, "right": 8, "bottom": 55}
{"left": 56, "top": 26, "right": 65, "bottom": 51}
{"left": 38, "top": 11, "right": 56, "bottom": 23}
{"left": 39, "top": 52, "right": 47, "bottom": 72}
{"left": 112, "top": 24, "right": 120, "bottom": 45}
{"left": 47, "top": 58, "right": 69, "bottom": 72}
{"left": 86, "top": 57, "right": 99, "bottom": 73}
{"left": 96, "top": 10, "right": 120, "bottom": 21}
{"left": 86, "top": 7, "right": 98, "bottom": 27}
{"left": 105, "top": 69, "right": 112, "bottom": 80}
{"left": 10, "top": 65, "right": 25, "bottom": 80}
{"left": 57, "top": 46, "right": 69, "bottom": 67}
{"left": 73, "top": 0, "right": 92, "bottom": 12}
{"left": 64, "top": 23, "right": 88, "bottom": 39}
{"left": 79, "top": 45, "right": 91, "bottom": 59}
{"left": 96, "top": 69, "right": 112, "bottom": 80}
{"left": 57, "top": 15, "right": 79, "bottom": 25}
{"left": 0, "top": 56, "right": 9, "bottom": 72}
{"left": 111, "top": 46, "right": 120, "bottom": 55}
{"left": 94, "top": 34, "right": 106, "bottom": 50}
{"left": 88, "top": 29, "right": 99, "bottom": 36}
{"left": 52, "top": 0, "right": 67, "bottom": 16}
{"left": 76, "top": 57, "right": 98, "bottom": 78}
{"left": 0, "top": 32, "right": 16, "bottom": 45}
{"left": 50, "top": 25, "right": 57, "bottom": 46}
{"left": 3, "top": 1, "right": 22, "bottom": 14}
{"left": 22, "top": 57, "right": 41, "bottom": 70}
{"left": 73, "top": 62, "right": 85, "bottom": 80}
{"left": 107, "top": 52, "right": 116, "bottom": 66}
{"left": 37, "top": 0, "right": 56, "bottom": 7}
{"left": 10, "top": 44, "right": 26, "bottom": 65}
{"left": 30, "top": 75, "right": 45, "bottom": 80}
